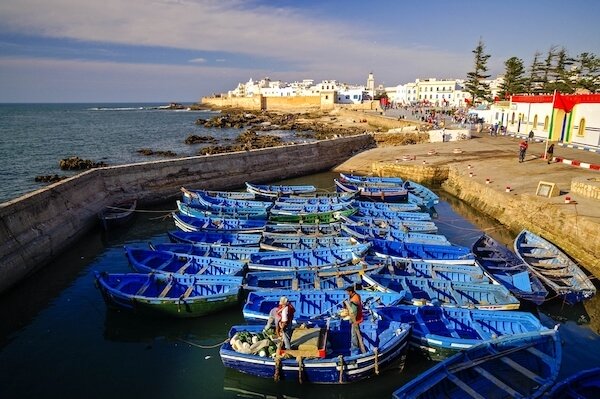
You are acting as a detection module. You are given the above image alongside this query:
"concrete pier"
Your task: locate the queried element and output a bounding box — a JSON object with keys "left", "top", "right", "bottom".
{"left": 0, "top": 135, "right": 374, "bottom": 294}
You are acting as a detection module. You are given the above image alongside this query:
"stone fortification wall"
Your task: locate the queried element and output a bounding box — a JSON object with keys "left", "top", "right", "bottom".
{"left": 372, "top": 162, "right": 450, "bottom": 185}
{"left": 337, "top": 108, "right": 426, "bottom": 131}
{"left": 201, "top": 96, "right": 263, "bottom": 110}
{"left": 0, "top": 135, "right": 374, "bottom": 294}
{"left": 442, "top": 168, "right": 600, "bottom": 277}
{"left": 264, "top": 96, "right": 321, "bottom": 110}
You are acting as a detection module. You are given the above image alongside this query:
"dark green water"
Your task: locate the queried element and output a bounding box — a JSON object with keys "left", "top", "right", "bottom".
{"left": 0, "top": 172, "right": 598, "bottom": 399}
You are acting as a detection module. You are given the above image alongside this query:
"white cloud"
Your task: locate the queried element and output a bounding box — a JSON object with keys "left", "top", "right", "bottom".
{"left": 189, "top": 58, "right": 206, "bottom": 63}
{"left": 0, "top": 0, "right": 470, "bottom": 86}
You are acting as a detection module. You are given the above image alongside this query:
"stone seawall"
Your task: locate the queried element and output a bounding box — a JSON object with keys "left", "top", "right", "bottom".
{"left": 0, "top": 134, "right": 374, "bottom": 294}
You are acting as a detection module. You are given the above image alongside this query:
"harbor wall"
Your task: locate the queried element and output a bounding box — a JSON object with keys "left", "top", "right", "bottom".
{"left": 0, "top": 134, "right": 375, "bottom": 295}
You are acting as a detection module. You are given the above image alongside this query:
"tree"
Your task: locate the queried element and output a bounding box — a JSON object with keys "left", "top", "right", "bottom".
{"left": 574, "top": 52, "right": 600, "bottom": 93}
{"left": 465, "top": 38, "right": 491, "bottom": 105}
{"left": 541, "top": 45, "right": 558, "bottom": 92}
{"left": 548, "top": 47, "right": 575, "bottom": 93}
{"left": 499, "top": 57, "right": 526, "bottom": 98}
{"left": 526, "top": 51, "right": 545, "bottom": 94}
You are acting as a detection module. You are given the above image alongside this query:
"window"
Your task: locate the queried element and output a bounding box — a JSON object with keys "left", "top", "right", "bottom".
{"left": 533, "top": 115, "right": 538, "bottom": 130}
{"left": 511, "top": 112, "right": 515, "bottom": 124}
{"left": 577, "top": 118, "right": 586, "bottom": 137}
{"left": 345, "top": 95, "right": 350, "bottom": 99}
{"left": 542, "top": 115, "right": 548, "bottom": 131}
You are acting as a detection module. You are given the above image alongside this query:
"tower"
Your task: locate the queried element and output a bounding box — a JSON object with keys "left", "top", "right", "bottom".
{"left": 366, "top": 72, "right": 375, "bottom": 92}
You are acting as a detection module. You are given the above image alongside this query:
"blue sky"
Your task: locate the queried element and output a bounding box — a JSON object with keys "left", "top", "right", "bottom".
{"left": 0, "top": 0, "right": 598, "bottom": 102}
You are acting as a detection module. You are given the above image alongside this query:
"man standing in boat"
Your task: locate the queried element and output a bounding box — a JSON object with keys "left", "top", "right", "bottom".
{"left": 275, "top": 296, "right": 293, "bottom": 350}
{"left": 344, "top": 286, "right": 366, "bottom": 355}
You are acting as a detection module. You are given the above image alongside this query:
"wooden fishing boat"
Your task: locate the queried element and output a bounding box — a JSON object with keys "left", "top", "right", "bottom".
{"left": 369, "top": 257, "right": 492, "bottom": 284}
{"left": 98, "top": 199, "right": 137, "bottom": 230}
{"left": 220, "top": 318, "right": 411, "bottom": 383}
{"left": 392, "top": 328, "right": 561, "bottom": 399}
{"left": 182, "top": 188, "right": 272, "bottom": 209}
{"left": 354, "top": 200, "right": 421, "bottom": 213}
{"left": 167, "top": 230, "right": 262, "bottom": 246}
{"left": 181, "top": 187, "right": 256, "bottom": 200}
{"left": 149, "top": 242, "right": 259, "bottom": 261}
{"left": 269, "top": 208, "right": 356, "bottom": 224}
{"left": 546, "top": 367, "right": 600, "bottom": 398}
{"left": 514, "top": 230, "right": 596, "bottom": 304}
{"left": 356, "top": 207, "right": 432, "bottom": 221}
{"left": 247, "top": 244, "right": 370, "bottom": 272}
{"left": 242, "top": 289, "right": 405, "bottom": 322}
{"left": 276, "top": 194, "right": 354, "bottom": 204}
{"left": 177, "top": 200, "right": 268, "bottom": 220}
{"left": 372, "top": 239, "right": 473, "bottom": 261}
{"left": 95, "top": 272, "right": 242, "bottom": 318}
{"left": 339, "top": 173, "right": 439, "bottom": 208}
{"left": 125, "top": 247, "right": 245, "bottom": 276}
{"left": 473, "top": 234, "right": 548, "bottom": 305}
{"left": 260, "top": 233, "right": 361, "bottom": 251}
{"left": 271, "top": 201, "right": 353, "bottom": 213}
{"left": 264, "top": 222, "right": 342, "bottom": 235}
{"left": 339, "top": 172, "right": 404, "bottom": 186}
{"left": 172, "top": 212, "right": 266, "bottom": 233}
{"left": 342, "top": 214, "right": 439, "bottom": 233}
{"left": 363, "top": 274, "right": 521, "bottom": 310}
{"left": 341, "top": 224, "right": 450, "bottom": 245}
{"left": 245, "top": 182, "right": 316, "bottom": 199}
{"left": 244, "top": 266, "right": 370, "bottom": 291}
{"left": 335, "top": 179, "right": 408, "bottom": 203}
{"left": 375, "top": 305, "right": 549, "bottom": 361}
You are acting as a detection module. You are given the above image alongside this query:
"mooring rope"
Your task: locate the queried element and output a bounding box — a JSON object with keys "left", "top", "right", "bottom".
{"left": 176, "top": 337, "right": 228, "bottom": 349}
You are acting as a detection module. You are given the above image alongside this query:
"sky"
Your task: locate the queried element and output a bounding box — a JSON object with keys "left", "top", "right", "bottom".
{"left": 0, "top": 0, "right": 599, "bottom": 103}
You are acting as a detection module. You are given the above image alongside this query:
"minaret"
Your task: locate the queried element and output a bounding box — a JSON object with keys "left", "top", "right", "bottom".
{"left": 366, "top": 72, "right": 375, "bottom": 93}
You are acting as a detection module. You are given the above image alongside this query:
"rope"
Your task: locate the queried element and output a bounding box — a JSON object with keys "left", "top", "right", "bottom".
{"left": 297, "top": 356, "right": 304, "bottom": 384}
{"left": 105, "top": 206, "right": 178, "bottom": 213}
{"left": 274, "top": 355, "right": 282, "bottom": 382}
{"left": 176, "top": 337, "right": 228, "bottom": 349}
{"left": 338, "top": 355, "right": 344, "bottom": 383}
{"left": 374, "top": 347, "right": 379, "bottom": 375}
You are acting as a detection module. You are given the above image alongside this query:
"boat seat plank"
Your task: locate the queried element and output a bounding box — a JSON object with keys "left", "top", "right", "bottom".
{"left": 291, "top": 278, "right": 299, "bottom": 291}
{"left": 135, "top": 280, "right": 153, "bottom": 296}
{"left": 474, "top": 366, "right": 522, "bottom": 397}
{"left": 499, "top": 357, "right": 544, "bottom": 384}
{"left": 522, "top": 252, "right": 556, "bottom": 259}
{"left": 519, "top": 244, "right": 545, "bottom": 249}
{"left": 446, "top": 373, "right": 487, "bottom": 399}
{"left": 181, "top": 284, "right": 195, "bottom": 300}
{"left": 525, "top": 346, "right": 555, "bottom": 365}
{"left": 159, "top": 282, "right": 173, "bottom": 298}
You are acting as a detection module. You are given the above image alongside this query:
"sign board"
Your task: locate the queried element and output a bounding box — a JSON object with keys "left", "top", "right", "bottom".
{"left": 536, "top": 181, "right": 560, "bottom": 198}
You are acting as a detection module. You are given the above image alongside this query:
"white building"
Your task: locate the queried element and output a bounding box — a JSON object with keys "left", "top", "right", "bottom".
{"left": 390, "top": 78, "right": 472, "bottom": 107}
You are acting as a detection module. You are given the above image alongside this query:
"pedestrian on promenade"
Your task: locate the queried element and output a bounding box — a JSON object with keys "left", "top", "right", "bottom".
{"left": 519, "top": 140, "right": 529, "bottom": 163}
{"left": 546, "top": 144, "right": 555, "bottom": 164}
{"left": 528, "top": 130, "right": 535, "bottom": 141}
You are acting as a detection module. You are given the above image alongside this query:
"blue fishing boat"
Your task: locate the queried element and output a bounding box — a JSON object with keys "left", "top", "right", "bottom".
{"left": 341, "top": 224, "right": 450, "bottom": 245}
{"left": 271, "top": 201, "right": 354, "bottom": 213}
{"left": 173, "top": 212, "right": 266, "bottom": 233}
{"left": 514, "top": 230, "right": 596, "bottom": 304}
{"left": 149, "top": 242, "right": 260, "bottom": 261}
{"left": 276, "top": 193, "right": 355, "bottom": 204}
{"left": 546, "top": 367, "right": 600, "bottom": 398}
{"left": 260, "top": 233, "right": 361, "bottom": 251}
{"left": 269, "top": 207, "right": 356, "bottom": 224}
{"left": 356, "top": 207, "right": 432, "bottom": 221}
{"left": 220, "top": 318, "right": 411, "bottom": 384}
{"left": 181, "top": 187, "right": 256, "bottom": 200}
{"left": 264, "top": 222, "right": 342, "bottom": 235}
{"left": 98, "top": 199, "right": 137, "bottom": 230}
{"left": 247, "top": 244, "right": 370, "bottom": 272}
{"left": 363, "top": 274, "right": 521, "bottom": 310}
{"left": 245, "top": 182, "right": 316, "bottom": 199}
{"left": 354, "top": 200, "right": 421, "bottom": 213}
{"left": 125, "top": 247, "right": 245, "bottom": 276}
{"left": 244, "top": 265, "right": 374, "bottom": 291}
{"left": 375, "top": 305, "right": 549, "bottom": 361}
{"left": 242, "top": 289, "right": 405, "bottom": 322}
{"left": 342, "top": 214, "right": 439, "bottom": 233}
{"left": 392, "top": 329, "right": 561, "bottom": 399}
{"left": 182, "top": 188, "right": 272, "bottom": 209}
{"left": 94, "top": 272, "right": 242, "bottom": 318}
{"left": 335, "top": 179, "right": 408, "bottom": 203}
{"left": 473, "top": 234, "right": 548, "bottom": 305}
{"left": 177, "top": 200, "right": 268, "bottom": 220}
{"left": 339, "top": 172, "right": 404, "bottom": 186}
{"left": 167, "top": 230, "right": 262, "bottom": 246}
{"left": 372, "top": 239, "right": 473, "bottom": 261}
{"left": 339, "top": 173, "right": 439, "bottom": 208}
{"left": 369, "top": 257, "right": 492, "bottom": 283}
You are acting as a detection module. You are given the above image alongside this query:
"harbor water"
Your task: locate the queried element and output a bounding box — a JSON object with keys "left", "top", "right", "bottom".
{"left": 0, "top": 105, "right": 599, "bottom": 398}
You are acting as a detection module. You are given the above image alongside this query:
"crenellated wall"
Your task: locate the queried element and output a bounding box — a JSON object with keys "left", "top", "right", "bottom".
{"left": 0, "top": 134, "right": 375, "bottom": 294}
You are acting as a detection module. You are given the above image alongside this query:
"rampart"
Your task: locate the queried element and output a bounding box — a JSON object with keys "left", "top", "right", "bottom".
{"left": 0, "top": 134, "right": 375, "bottom": 294}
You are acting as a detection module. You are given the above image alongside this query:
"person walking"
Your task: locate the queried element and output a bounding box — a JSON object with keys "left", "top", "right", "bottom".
{"left": 344, "top": 286, "right": 365, "bottom": 355}
{"left": 546, "top": 143, "right": 555, "bottom": 164}
{"left": 519, "top": 140, "right": 529, "bottom": 163}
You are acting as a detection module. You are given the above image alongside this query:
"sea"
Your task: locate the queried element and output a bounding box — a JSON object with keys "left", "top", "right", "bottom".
{"left": 0, "top": 104, "right": 599, "bottom": 398}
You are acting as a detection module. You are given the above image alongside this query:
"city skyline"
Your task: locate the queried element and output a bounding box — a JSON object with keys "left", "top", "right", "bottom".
{"left": 0, "top": 0, "right": 599, "bottom": 103}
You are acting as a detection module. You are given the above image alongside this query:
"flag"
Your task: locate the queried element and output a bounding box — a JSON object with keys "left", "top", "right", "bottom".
{"left": 553, "top": 91, "right": 577, "bottom": 113}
